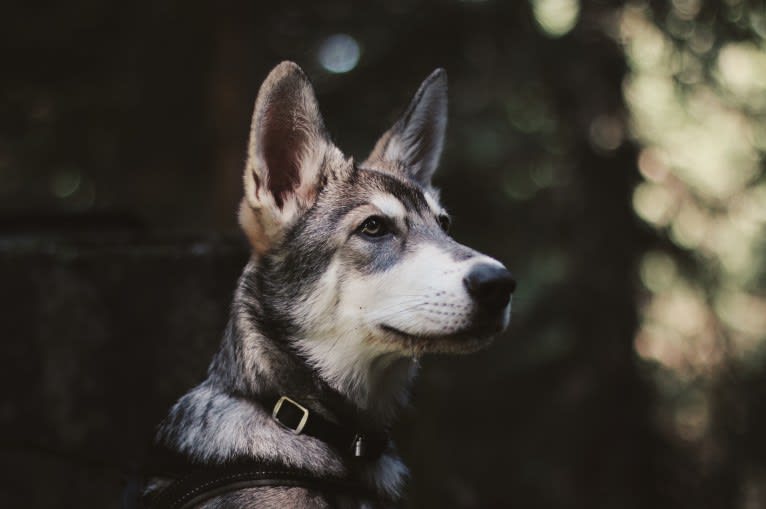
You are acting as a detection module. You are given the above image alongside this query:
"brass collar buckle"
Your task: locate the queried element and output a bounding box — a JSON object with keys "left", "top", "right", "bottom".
{"left": 272, "top": 396, "right": 310, "bottom": 435}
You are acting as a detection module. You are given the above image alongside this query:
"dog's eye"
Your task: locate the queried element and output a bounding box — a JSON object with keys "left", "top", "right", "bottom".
{"left": 438, "top": 215, "right": 451, "bottom": 233}
{"left": 359, "top": 216, "right": 389, "bottom": 238}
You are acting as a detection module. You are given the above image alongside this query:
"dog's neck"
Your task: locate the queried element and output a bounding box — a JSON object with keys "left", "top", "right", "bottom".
{"left": 155, "top": 271, "right": 414, "bottom": 498}
{"left": 207, "top": 261, "right": 417, "bottom": 427}
{"left": 291, "top": 332, "right": 418, "bottom": 424}
{"left": 154, "top": 255, "right": 424, "bottom": 500}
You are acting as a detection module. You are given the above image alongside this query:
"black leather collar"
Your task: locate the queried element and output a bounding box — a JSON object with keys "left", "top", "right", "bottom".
{"left": 267, "top": 394, "right": 390, "bottom": 460}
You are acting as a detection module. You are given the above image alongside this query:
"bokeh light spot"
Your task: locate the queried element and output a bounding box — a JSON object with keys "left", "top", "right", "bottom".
{"left": 588, "top": 114, "right": 624, "bottom": 152}
{"left": 50, "top": 170, "right": 81, "bottom": 199}
{"left": 318, "top": 34, "right": 361, "bottom": 74}
{"left": 632, "top": 181, "right": 675, "bottom": 226}
{"left": 531, "top": 0, "right": 580, "bottom": 38}
{"left": 640, "top": 251, "right": 678, "bottom": 293}
{"left": 671, "top": 0, "right": 702, "bottom": 21}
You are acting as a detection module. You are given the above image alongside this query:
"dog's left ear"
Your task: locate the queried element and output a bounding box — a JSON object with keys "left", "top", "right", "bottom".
{"left": 365, "top": 69, "right": 448, "bottom": 188}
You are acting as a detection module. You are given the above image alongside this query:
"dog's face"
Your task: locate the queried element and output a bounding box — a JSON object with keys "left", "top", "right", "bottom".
{"left": 239, "top": 62, "right": 514, "bottom": 383}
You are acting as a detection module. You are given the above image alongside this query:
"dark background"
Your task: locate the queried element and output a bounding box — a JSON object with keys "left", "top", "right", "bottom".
{"left": 2, "top": 1, "right": 765, "bottom": 507}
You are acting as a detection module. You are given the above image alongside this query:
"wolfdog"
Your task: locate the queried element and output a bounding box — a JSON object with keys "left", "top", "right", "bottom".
{"left": 140, "top": 61, "right": 515, "bottom": 508}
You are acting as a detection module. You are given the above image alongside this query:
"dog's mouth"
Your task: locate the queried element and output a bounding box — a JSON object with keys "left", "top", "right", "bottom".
{"left": 379, "top": 323, "right": 498, "bottom": 353}
{"left": 380, "top": 324, "right": 471, "bottom": 341}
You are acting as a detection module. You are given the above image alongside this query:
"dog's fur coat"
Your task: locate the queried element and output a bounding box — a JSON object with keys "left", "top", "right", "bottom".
{"left": 144, "top": 62, "right": 513, "bottom": 508}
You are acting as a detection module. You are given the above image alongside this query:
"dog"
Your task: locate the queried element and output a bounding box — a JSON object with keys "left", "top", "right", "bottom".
{"left": 141, "top": 61, "right": 515, "bottom": 508}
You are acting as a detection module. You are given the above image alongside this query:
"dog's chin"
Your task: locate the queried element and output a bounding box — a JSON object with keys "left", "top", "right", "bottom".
{"left": 378, "top": 324, "right": 501, "bottom": 355}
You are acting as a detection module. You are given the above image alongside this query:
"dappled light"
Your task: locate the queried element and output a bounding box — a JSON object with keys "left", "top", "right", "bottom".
{"left": 620, "top": 1, "right": 766, "bottom": 500}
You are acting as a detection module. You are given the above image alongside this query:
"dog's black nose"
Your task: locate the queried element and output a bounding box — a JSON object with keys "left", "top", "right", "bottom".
{"left": 464, "top": 264, "right": 516, "bottom": 312}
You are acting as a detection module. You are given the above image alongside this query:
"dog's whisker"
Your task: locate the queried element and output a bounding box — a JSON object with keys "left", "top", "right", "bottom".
{"left": 339, "top": 304, "right": 431, "bottom": 337}
{"left": 365, "top": 304, "right": 430, "bottom": 323}
{"left": 367, "top": 300, "right": 426, "bottom": 315}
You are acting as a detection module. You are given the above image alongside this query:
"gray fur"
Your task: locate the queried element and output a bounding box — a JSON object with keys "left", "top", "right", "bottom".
{"left": 146, "top": 62, "right": 512, "bottom": 508}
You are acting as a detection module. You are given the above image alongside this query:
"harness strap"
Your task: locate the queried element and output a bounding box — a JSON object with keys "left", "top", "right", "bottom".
{"left": 146, "top": 465, "right": 371, "bottom": 509}
{"left": 139, "top": 445, "right": 376, "bottom": 509}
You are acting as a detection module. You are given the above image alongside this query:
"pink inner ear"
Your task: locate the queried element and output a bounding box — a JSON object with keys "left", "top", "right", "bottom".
{"left": 261, "top": 105, "right": 305, "bottom": 209}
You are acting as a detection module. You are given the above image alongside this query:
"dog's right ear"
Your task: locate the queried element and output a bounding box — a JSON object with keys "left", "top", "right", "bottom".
{"left": 364, "top": 69, "right": 448, "bottom": 189}
{"left": 239, "top": 61, "right": 345, "bottom": 253}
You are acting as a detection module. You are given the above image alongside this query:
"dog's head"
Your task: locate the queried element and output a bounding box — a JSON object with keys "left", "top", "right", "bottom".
{"left": 239, "top": 62, "right": 514, "bottom": 379}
